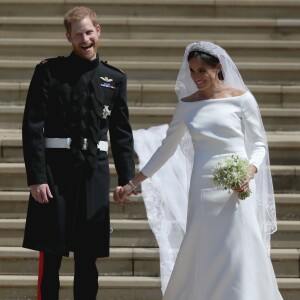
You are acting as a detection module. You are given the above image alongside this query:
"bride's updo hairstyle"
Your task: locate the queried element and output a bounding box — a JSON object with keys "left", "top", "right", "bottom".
{"left": 187, "top": 50, "right": 224, "bottom": 81}
{"left": 176, "top": 41, "right": 249, "bottom": 100}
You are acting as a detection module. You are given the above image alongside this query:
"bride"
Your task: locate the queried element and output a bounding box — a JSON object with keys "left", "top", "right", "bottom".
{"left": 114, "top": 41, "right": 283, "bottom": 300}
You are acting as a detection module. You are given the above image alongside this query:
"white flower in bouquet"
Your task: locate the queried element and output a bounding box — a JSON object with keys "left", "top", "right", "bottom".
{"left": 211, "top": 154, "right": 251, "bottom": 200}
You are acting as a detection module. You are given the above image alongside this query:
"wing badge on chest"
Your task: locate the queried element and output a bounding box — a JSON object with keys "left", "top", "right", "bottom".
{"left": 100, "top": 76, "right": 115, "bottom": 90}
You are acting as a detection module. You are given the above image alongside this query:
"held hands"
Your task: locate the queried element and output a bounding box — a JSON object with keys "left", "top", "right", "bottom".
{"left": 113, "top": 173, "right": 146, "bottom": 203}
{"left": 30, "top": 183, "right": 53, "bottom": 204}
{"left": 113, "top": 183, "right": 138, "bottom": 204}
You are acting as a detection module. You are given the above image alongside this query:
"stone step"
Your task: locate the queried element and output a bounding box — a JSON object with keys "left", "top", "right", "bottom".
{"left": 1, "top": 17, "right": 300, "bottom": 40}
{"left": 271, "top": 248, "right": 300, "bottom": 278}
{"left": 0, "top": 163, "right": 300, "bottom": 193}
{"left": 2, "top": 105, "right": 300, "bottom": 132}
{"left": 0, "top": 191, "right": 299, "bottom": 221}
{"left": 0, "top": 219, "right": 299, "bottom": 248}
{"left": 0, "top": 274, "right": 298, "bottom": 300}
{"left": 0, "top": 247, "right": 298, "bottom": 278}
{"left": 1, "top": 59, "right": 300, "bottom": 84}
{"left": 0, "top": 191, "right": 146, "bottom": 220}
{"left": 0, "top": 163, "right": 124, "bottom": 191}
{"left": 267, "top": 132, "right": 300, "bottom": 165}
{"left": 0, "top": 246, "right": 160, "bottom": 277}
{"left": 1, "top": 82, "right": 299, "bottom": 108}
{"left": 277, "top": 278, "right": 300, "bottom": 300}
{"left": 272, "top": 221, "right": 300, "bottom": 248}
{"left": 0, "top": 275, "right": 162, "bottom": 300}
{"left": 276, "top": 194, "right": 300, "bottom": 220}
{"left": 0, "top": 0, "right": 300, "bottom": 19}
{"left": 1, "top": 129, "right": 300, "bottom": 165}
{"left": 271, "top": 165, "right": 300, "bottom": 193}
{"left": 1, "top": 38, "right": 300, "bottom": 61}
{"left": 0, "top": 219, "right": 157, "bottom": 248}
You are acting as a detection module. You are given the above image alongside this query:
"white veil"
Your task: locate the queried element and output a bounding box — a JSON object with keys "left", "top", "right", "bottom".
{"left": 175, "top": 41, "right": 248, "bottom": 99}
{"left": 133, "top": 41, "right": 277, "bottom": 294}
{"left": 176, "top": 41, "right": 277, "bottom": 253}
{"left": 133, "top": 125, "right": 189, "bottom": 293}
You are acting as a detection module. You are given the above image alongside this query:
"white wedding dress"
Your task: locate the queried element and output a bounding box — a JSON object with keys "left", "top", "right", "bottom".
{"left": 134, "top": 92, "right": 283, "bottom": 300}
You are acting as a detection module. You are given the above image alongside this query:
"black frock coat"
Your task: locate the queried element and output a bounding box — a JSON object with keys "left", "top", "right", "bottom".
{"left": 22, "top": 52, "right": 135, "bottom": 258}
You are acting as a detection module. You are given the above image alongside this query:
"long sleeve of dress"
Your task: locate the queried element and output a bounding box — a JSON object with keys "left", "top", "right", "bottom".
{"left": 141, "top": 103, "right": 187, "bottom": 178}
{"left": 241, "top": 93, "right": 267, "bottom": 170}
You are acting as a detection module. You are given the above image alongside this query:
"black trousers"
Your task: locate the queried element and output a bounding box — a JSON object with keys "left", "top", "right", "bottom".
{"left": 39, "top": 250, "right": 98, "bottom": 300}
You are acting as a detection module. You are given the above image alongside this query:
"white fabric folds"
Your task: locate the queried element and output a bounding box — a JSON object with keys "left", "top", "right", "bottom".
{"left": 133, "top": 125, "right": 189, "bottom": 293}
{"left": 133, "top": 41, "right": 278, "bottom": 297}
{"left": 134, "top": 121, "right": 277, "bottom": 295}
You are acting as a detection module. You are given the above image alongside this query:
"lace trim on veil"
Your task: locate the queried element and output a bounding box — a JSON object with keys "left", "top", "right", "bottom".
{"left": 133, "top": 125, "right": 188, "bottom": 293}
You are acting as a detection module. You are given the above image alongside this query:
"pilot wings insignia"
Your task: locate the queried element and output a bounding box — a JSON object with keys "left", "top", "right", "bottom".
{"left": 100, "top": 76, "right": 113, "bottom": 82}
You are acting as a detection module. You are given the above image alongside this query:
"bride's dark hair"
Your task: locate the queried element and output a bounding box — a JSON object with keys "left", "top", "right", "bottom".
{"left": 187, "top": 50, "right": 224, "bottom": 80}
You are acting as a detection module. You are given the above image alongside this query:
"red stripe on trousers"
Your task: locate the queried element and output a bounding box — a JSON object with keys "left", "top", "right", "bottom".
{"left": 37, "top": 251, "right": 44, "bottom": 300}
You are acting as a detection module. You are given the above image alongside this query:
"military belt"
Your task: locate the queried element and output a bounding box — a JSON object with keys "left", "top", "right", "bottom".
{"left": 45, "top": 138, "right": 108, "bottom": 153}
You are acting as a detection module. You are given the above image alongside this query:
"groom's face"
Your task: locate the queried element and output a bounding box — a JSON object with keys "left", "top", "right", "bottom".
{"left": 66, "top": 16, "right": 101, "bottom": 61}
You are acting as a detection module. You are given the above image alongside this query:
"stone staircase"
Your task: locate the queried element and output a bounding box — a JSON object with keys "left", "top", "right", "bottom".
{"left": 0, "top": 0, "right": 300, "bottom": 299}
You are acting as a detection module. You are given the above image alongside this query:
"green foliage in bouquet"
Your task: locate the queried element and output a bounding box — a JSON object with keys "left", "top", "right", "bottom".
{"left": 211, "top": 154, "right": 251, "bottom": 200}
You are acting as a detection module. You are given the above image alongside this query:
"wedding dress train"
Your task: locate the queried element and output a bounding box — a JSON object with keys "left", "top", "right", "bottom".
{"left": 133, "top": 92, "right": 283, "bottom": 300}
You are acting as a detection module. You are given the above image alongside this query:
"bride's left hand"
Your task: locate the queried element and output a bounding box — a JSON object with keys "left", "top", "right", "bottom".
{"left": 235, "top": 164, "right": 256, "bottom": 193}
{"left": 235, "top": 179, "right": 250, "bottom": 193}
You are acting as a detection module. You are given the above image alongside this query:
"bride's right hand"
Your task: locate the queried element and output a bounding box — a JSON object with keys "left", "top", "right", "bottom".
{"left": 113, "top": 184, "right": 137, "bottom": 203}
{"left": 122, "top": 183, "right": 139, "bottom": 198}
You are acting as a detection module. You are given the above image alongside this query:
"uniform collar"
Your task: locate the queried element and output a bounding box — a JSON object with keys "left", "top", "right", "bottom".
{"left": 69, "top": 52, "right": 100, "bottom": 74}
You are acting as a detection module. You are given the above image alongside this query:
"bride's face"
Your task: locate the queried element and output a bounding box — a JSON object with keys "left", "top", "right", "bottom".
{"left": 188, "top": 57, "right": 220, "bottom": 91}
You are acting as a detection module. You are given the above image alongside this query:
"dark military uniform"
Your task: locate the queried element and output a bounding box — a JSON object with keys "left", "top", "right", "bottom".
{"left": 22, "top": 52, "right": 135, "bottom": 299}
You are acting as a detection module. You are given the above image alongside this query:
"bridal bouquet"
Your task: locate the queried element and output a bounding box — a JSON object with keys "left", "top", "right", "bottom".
{"left": 211, "top": 154, "right": 251, "bottom": 200}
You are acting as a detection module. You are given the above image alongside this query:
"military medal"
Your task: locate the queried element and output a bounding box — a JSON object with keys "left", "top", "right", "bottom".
{"left": 100, "top": 77, "right": 112, "bottom": 118}
{"left": 101, "top": 82, "right": 115, "bottom": 89}
{"left": 102, "top": 105, "right": 111, "bottom": 119}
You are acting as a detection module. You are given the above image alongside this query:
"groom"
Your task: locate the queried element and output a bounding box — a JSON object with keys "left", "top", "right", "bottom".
{"left": 22, "top": 6, "right": 135, "bottom": 299}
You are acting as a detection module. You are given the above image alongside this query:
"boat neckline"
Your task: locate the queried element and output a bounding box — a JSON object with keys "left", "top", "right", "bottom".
{"left": 180, "top": 91, "right": 250, "bottom": 103}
